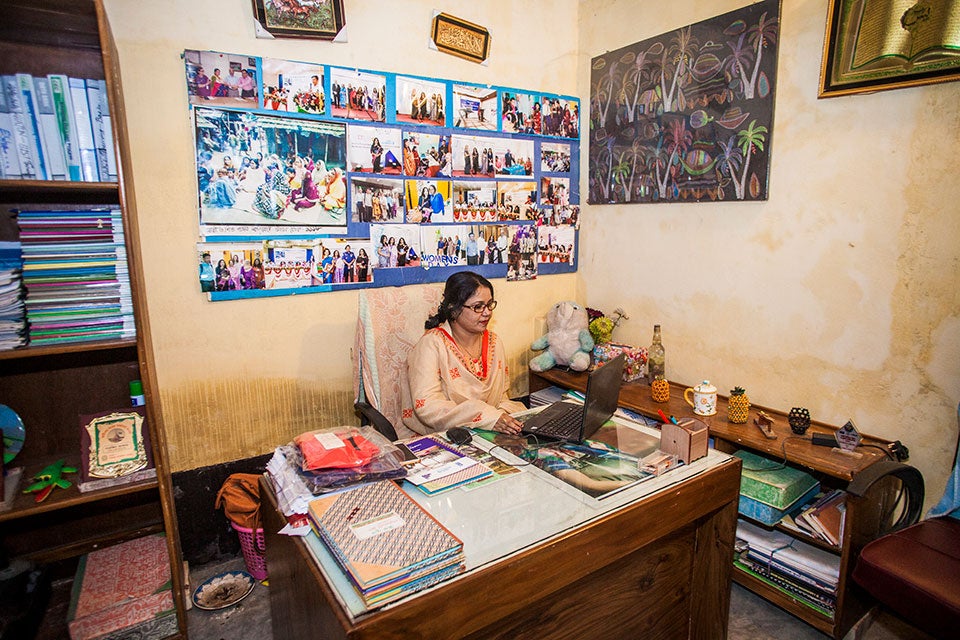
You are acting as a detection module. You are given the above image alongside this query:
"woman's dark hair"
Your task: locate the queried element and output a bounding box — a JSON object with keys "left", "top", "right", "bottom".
{"left": 425, "top": 271, "right": 494, "bottom": 330}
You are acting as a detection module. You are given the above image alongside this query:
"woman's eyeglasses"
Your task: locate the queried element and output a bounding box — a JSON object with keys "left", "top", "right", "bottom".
{"left": 465, "top": 300, "right": 497, "bottom": 313}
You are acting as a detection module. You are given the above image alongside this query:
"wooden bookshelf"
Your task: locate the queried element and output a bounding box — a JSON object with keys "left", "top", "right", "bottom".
{"left": 0, "top": 2, "right": 185, "bottom": 638}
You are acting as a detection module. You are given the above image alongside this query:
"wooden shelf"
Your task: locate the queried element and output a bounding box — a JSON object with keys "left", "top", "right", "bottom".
{"left": 733, "top": 565, "right": 835, "bottom": 635}
{"left": 0, "top": 453, "right": 158, "bottom": 524}
{"left": 0, "top": 337, "right": 137, "bottom": 361}
{"left": 0, "top": 179, "right": 119, "bottom": 205}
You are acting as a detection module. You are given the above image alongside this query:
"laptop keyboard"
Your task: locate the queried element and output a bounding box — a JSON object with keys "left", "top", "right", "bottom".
{"left": 529, "top": 404, "right": 583, "bottom": 438}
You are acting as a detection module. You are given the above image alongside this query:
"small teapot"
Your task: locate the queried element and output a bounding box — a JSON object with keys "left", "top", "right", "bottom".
{"left": 684, "top": 380, "right": 718, "bottom": 416}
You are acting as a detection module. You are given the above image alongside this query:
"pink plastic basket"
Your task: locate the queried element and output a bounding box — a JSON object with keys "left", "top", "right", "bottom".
{"left": 231, "top": 522, "right": 268, "bottom": 581}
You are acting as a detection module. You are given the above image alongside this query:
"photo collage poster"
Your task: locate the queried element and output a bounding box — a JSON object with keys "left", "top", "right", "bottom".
{"left": 184, "top": 49, "right": 580, "bottom": 299}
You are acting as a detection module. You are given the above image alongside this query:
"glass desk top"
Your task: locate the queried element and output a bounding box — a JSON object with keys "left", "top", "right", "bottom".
{"left": 299, "top": 415, "right": 735, "bottom": 620}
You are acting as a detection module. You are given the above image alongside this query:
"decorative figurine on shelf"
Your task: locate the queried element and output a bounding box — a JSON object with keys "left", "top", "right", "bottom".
{"left": 728, "top": 387, "right": 751, "bottom": 424}
{"left": 788, "top": 407, "right": 811, "bottom": 434}
{"left": 530, "top": 301, "right": 594, "bottom": 372}
{"left": 23, "top": 459, "right": 77, "bottom": 503}
{"left": 754, "top": 411, "right": 777, "bottom": 439}
{"left": 651, "top": 375, "right": 671, "bottom": 403}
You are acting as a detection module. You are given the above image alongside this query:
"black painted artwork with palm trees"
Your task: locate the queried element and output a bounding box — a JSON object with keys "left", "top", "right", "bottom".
{"left": 588, "top": 0, "right": 780, "bottom": 204}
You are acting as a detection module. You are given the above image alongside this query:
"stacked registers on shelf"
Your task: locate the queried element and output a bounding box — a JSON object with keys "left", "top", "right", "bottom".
{"left": 735, "top": 519, "right": 840, "bottom": 617}
{"left": 308, "top": 479, "right": 465, "bottom": 609}
{"left": 17, "top": 208, "right": 135, "bottom": 346}
{"left": 0, "top": 241, "right": 26, "bottom": 350}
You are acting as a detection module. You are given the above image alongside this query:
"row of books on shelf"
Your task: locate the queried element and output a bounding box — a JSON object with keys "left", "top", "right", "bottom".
{"left": 782, "top": 489, "right": 847, "bottom": 547}
{"left": 0, "top": 73, "right": 117, "bottom": 182}
{"left": 0, "top": 208, "right": 135, "bottom": 351}
{"left": 735, "top": 518, "right": 841, "bottom": 617}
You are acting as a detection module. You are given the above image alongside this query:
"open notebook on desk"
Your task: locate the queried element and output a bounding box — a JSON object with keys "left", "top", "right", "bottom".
{"left": 521, "top": 354, "right": 625, "bottom": 443}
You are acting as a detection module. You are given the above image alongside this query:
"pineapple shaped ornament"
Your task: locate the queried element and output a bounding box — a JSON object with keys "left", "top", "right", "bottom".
{"left": 651, "top": 375, "right": 671, "bottom": 403}
{"left": 727, "top": 387, "right": 750, "bottom": 424}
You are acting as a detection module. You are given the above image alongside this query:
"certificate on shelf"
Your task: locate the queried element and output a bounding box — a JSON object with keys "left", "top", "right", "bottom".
{"left": 81, "top": 407, "right": 149, "bottom": 479}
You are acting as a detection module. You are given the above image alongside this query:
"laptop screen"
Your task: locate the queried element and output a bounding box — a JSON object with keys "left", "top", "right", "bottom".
{"left": 580, "top": 353, "right": 625, "bottom": 440}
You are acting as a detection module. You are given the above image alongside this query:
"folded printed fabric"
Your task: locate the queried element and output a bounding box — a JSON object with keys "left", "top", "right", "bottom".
{"left": 294, "top": 426, "right": 382, "bottom": 470}
{"left": 592, "top": 342, "right": 647, "bottom": 381}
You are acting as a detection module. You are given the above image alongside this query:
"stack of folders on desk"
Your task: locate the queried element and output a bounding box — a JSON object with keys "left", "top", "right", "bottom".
{"left": 792, "top": 490, "right": 847, "bottom": 547}
{"left": 308, "top": 480, "right": 465, "bottom": 609}
{"left": 403, "top": 435, "right": 493, "bottom": 495}
{"left": 17, "top": 209, "right": 135, "bottom": 346}
{"left": 736, "top": 519, "right": 840, "bottom": 617}
{"left": 0, "top": 242, "right": 26, "bottom": 350}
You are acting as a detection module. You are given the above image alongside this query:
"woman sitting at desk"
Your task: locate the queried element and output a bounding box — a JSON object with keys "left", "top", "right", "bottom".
{"left": 401, "top": 271, "right": 525, "bottom": 438}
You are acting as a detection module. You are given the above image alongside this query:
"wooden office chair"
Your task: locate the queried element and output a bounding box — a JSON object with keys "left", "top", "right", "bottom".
{"left": 353, "top": 285, "right": 443, "bottom": 441}
{"left": 849, "top": 405, "right": 960, "bottom": 639}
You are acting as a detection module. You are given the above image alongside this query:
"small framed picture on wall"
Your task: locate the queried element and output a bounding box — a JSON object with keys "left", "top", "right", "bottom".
{"left": 252, "top": 0, "right": 346, "bottom": 40}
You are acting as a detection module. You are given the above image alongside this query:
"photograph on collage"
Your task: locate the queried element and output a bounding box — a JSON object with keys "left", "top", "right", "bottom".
{"left": 463, "top": 224, "right": 508, "bottom": 266}
{"left": 540, "top": 96, "right": 580, "bottom": 138}
{"left": 402, "top": 132, "right": 451, "bottom": 178}
{"left": 184, "top": 50, "right": 259, "bottom": 108}
{"left": 541, "top": 204, "right": 580, "bottom": 227}
{"left": 450, "top": 134, "right": 497, "bottom": 178}
{"left": 540, "top": 176, "right": 571, "bottom": 206}
{"left": 500, "top": 90, "right": 537, "bottom": 134}
{"left": 419, "top": 225, "right": 469, "bottom": 268}
{"left": 329, "top": 68, "right": 386, "bottom": 122}
{"left": 497, "top": 181, "right": 537, "bottom": 221}
{"left": 350, "top": 176, "right": 405, "bottom": 223}
{"left": 538, "top": 225, "right": 576, "bottom": 265}
{"left": 194, "top": 107, "right": 347, "bottom": 229}
{"left": 315, "top": 238, "right": 375, "bottom": 285}
{"left": 347, "top": 126, "right": 402, "bottom": 174}
{"left": 404, "top": 179, "right": 452, "bottom": 223}
{"left": 395, "top": 75, "right": 447, "bottom": 126}
{"left": 453, "top": 181, "right": 498, "bottom": 223}
{"left": 507, "top": 224, "right": 538, "bottom": 281}
{"left": 260, "top": 239, "right": 317, "bottom": 289}
{"left": 493, "top": 137, "right": 535, "bottom": 177}
{"left": 452, "top": 84, "right": 497, "bottom": 131}
{"left": 197, "top": 242, "right": 266, "bottom": 293}
{"left": 261, "top": 58, "right": 325, "bottom": 114}
{"left": 540, "top": 141, "right": 572, "bottom": 173}
{"left": 370, "top": 224, "right": 423, "bottom": 269}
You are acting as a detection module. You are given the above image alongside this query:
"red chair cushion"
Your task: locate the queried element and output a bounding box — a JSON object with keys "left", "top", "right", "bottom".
{"left": 853, "top": 516, "right": 960, "bottom": 639}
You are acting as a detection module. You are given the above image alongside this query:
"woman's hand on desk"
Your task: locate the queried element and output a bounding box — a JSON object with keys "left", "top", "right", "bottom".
{"left": 493, "top": 412, "right": 523, "bottom": 435}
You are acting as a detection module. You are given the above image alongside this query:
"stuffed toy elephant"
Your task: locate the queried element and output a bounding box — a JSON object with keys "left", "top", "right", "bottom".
{"left": 530, "top": 301, "right": 594, "bottom": 372}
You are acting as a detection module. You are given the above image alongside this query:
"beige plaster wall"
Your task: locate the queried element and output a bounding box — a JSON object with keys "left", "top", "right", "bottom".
{"left": 576, "top": 0, "right": 960, "bottom": 508}
{"left": 101, "top": 0, "right": 581, "bottom": 472}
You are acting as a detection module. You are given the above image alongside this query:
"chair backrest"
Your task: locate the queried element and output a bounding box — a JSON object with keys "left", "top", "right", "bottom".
{"left": 354, "top": 285, "right": 443, "bottom": 435}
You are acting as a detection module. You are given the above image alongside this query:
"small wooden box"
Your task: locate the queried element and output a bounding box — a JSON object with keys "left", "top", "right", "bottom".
{"left": 660, "top": 420, "right": 708, "bottom": 464}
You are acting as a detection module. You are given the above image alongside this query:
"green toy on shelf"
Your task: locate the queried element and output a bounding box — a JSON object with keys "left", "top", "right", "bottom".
{"left": 23, "top": 459, "right": 77, "bottom": 503}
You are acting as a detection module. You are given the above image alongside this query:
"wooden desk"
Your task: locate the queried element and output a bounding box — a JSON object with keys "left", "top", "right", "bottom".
{"left": 529, "top": 368, "right": 898, "bottom": 639}
{"left": 262, "top": 450, "right": 741, "bottom": 640}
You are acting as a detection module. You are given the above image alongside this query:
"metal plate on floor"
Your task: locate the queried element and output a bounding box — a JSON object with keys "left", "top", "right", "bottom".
{"left": 192, "top": 570, "right": 256, "bottom": 611}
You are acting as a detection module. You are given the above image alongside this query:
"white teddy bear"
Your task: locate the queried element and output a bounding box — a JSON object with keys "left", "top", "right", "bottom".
{"left": 529, "top": 301, "right": 595, "bottom": 372}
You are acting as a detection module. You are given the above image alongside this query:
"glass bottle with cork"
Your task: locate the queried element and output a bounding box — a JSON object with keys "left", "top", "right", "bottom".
{"left": 647, "top": 324, "right": 665, "bottom": 385}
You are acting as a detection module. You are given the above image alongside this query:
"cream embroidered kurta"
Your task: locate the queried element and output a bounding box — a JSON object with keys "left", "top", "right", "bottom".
{"left": 400, "top": 323, "right": 524, "bottom": 438}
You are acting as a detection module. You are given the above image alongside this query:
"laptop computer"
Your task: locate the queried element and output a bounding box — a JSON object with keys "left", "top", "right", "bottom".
{"left": 522, "top": 354, "right": 625, "bottom": 444}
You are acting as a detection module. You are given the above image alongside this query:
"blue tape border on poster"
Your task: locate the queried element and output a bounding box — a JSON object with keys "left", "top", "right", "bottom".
{"left": 186, "top": 50, "right": 580, "bottom": 298}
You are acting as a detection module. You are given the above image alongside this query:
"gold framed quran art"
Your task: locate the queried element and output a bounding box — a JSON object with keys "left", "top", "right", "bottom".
{"left": 430, "top": 13, "right": 490, "bottom": 63}
{"left": 819, "top": 0, "right": 960, "bottom": 98}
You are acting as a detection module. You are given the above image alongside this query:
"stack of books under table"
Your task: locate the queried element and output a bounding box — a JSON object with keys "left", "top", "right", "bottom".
{"left": 308, "top": 479, "right": 465, "bottom": 609}
{"left": 16, "top": 208, "right": 134, "bottom": 346}
{"left": 735, "top": 519, "right": 840, "bottom": 617}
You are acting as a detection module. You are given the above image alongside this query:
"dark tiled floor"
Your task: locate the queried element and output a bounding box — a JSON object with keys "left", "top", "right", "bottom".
{"left": 186, "top": 555, "right": 935, "bottom": 640}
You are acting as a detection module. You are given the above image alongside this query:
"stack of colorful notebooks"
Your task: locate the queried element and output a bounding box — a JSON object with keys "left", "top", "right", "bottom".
{"left": 308, "top": 480, "right": 465, "bottom": 609}
{"left": 735, "top": 519, "right": 840, "bottom": 617}
{"left": 0, "top": 241, "right": 26, "bottom": 350}
{"left": 17, "top": 208, "right": 135, "bottom": 346}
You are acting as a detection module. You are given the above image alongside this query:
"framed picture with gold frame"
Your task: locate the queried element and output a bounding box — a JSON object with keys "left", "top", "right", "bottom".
{"left": 251, "top": 0, "right": 345, "bottom": 40}
{"left": 819, "top": 0, "right": 960, "bottom": 98}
